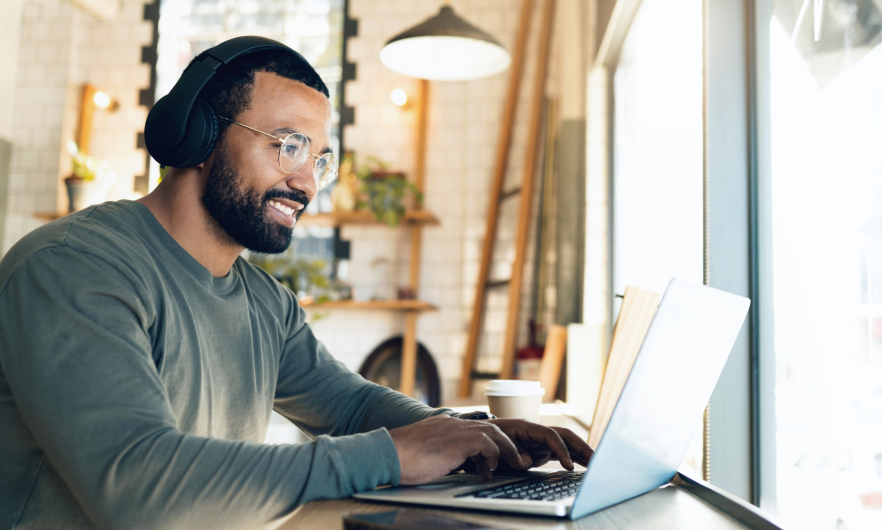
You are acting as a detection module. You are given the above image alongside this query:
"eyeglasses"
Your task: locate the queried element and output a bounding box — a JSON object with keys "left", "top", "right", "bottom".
{"left": 218, "top": 116, "right": 339, "bottom": 190}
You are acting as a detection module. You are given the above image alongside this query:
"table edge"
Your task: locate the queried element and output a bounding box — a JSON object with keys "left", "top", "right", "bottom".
{"left": 672, "top": 472, "right": 783, "bottom": 530}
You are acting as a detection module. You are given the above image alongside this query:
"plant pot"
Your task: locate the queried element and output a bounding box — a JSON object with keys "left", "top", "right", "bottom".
{"left": 360, "top": 171, "right": 419, "bottom": 226}
{"left": 64, "top": 176, "right": 108, "bottom": 213}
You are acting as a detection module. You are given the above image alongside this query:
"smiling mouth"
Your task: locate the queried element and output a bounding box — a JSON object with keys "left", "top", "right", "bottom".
{"left": 267, "top": 199, "right": 304, "bottom": 223}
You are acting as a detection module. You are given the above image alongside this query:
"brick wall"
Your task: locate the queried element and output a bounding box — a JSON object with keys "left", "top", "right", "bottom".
{"left": 2, "top": 0, "right": 152, "bottom": 254}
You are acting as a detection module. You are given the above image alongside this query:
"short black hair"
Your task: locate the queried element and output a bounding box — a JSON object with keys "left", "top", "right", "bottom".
{"left": 192, "top": 48, "right": 329, "bottom": 141}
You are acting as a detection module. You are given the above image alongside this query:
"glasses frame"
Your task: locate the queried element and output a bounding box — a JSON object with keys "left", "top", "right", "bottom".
{"left": 217, "top": 116, "right": 338, "bottom": 189}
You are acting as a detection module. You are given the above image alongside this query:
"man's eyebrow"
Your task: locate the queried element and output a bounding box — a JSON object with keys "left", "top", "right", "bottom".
{"left": 271, "top": 127, "right": 303, "bottom": 139}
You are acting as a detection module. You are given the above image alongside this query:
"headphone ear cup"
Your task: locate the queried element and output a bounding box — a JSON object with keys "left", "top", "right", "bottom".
{"left": 173, "top": 99, "right": 218, "bottom": 168}
{"left": 144, "top": 97, "right": 219, "bottom": 168}
{"left": 189, "top": 99, "right": 219, "bottom": 167}
{"left": 186, "top": 99, "right": 220, "bottom": 167}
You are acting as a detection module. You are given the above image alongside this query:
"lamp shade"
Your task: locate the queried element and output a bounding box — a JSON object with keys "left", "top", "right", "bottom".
{"left": 379, "top": 6, "right": 511, "bottom": 81}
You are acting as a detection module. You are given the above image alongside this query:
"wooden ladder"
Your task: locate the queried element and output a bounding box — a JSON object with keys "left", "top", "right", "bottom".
{"left": 399, "top": 78, "right": 430, "bottom": 398}
{"left": 457, "top": 0, "right": 556, "bottom": 398}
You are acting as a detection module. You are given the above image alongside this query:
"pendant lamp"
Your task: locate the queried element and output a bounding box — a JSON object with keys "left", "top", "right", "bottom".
{"left": 379, "top": 5, "right": 511, "bottom": 81}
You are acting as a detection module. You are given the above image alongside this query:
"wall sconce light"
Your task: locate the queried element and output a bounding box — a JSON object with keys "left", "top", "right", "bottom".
{"left": 92, "top": 90, "right": 119, "bottom": 111}
{"left": 77, "top": 83, "right": 119, "bottom": 155}
{"left": 390, "top": 88, "right": 409, "bottom": 107}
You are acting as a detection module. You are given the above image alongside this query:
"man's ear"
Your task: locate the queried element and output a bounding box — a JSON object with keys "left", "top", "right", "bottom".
{"left": 195, "top": 154, "right": 208, "bottom": 173}
{"left": 197, "top": 143, "right": 217, "bottom": 171}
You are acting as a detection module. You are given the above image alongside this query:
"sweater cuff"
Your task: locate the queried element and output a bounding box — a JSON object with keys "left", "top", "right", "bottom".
{"left": 325, "top": 427, "right": 401, "bottom": 491}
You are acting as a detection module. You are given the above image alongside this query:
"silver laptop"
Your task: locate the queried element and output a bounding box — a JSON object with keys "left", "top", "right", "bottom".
{"left": 355, "top": 279, "right": 750, "bottom": 519}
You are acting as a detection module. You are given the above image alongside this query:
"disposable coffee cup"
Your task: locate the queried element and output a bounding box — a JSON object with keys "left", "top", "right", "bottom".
{"left": 485, "top": 380, "right": 545, "bottom": 423}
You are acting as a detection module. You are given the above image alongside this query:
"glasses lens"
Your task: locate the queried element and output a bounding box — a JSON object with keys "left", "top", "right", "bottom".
{"left": 314, "top": 153, "right": 339, "bottom": 190}
{"left": 279, "top": 134, "right": 309, "bottom": 173}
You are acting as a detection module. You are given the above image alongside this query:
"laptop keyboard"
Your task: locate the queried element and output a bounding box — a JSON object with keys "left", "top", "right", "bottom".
{"left": 456, "top": 470, "right": 584, "bottom": 502}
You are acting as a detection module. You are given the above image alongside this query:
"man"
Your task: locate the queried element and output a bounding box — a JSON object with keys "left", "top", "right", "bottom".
{"left": 0, "top": 40, "right": 592, "bottom": 529}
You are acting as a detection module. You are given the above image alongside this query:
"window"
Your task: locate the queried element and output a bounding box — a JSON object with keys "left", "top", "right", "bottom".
{"left": 612, "top": 0, "right": 704, "bottom": 476}
{"left": 769, "top": 1, "right": 882, "bottom": 528}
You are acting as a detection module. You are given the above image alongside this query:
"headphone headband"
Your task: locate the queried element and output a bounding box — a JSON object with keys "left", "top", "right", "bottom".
{"left": 144, "top": 36, "right": 307, "bottom": 168}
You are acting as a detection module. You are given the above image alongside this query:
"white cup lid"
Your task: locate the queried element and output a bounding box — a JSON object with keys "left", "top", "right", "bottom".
{"left": 484, "top": 379, "right": 545, "bottom": 397}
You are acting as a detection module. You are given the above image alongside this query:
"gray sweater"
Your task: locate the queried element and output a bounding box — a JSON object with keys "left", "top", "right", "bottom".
{"left": 0, "top": 200, "right": 446, "bottom": 530}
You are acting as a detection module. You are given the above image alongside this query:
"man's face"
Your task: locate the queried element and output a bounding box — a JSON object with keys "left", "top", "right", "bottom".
{"left": 202, "top": 71, "right": 332, "bottom": 254}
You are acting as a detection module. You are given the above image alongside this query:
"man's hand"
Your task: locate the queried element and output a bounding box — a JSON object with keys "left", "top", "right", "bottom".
{"left": 389, "top": 415, "right": 531, "bottom": 485}
{"left": 388, "top": 415, "right": 595, "bottom": 486}
{"left": 486, "top": 419, "right": 594, "bottom": 471}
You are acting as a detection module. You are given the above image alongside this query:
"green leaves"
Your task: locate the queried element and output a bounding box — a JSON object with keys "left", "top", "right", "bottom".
{"left": 248, "top": 254, "right": 336, "bottom": 320}
{"left": 67, "top": 141, "right": 115, "bottom": 182}
{"left": 355, "top": 156, "right": 422, "bottom": 227}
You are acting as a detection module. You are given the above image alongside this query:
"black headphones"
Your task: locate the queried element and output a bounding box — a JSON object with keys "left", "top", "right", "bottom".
{"left": 144, "top": 36, "right": 308, "bottom": 168}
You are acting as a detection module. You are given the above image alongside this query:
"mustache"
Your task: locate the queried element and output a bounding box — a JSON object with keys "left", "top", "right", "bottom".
{"left": 264, "top": 189, "right": 310, "bottom": 211}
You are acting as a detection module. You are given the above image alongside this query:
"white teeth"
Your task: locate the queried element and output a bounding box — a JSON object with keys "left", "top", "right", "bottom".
{"left": 269, "top": 200, "right": 302, "bottom": 217}
{"left": 270, "top": 201, "right": 289, "bottom": 216}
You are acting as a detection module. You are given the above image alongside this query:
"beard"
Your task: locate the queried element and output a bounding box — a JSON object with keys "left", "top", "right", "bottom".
{"left": 201, "top": 145, "right": 309, "bottom": 254}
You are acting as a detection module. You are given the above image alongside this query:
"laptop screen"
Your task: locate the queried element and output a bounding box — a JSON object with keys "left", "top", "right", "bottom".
{"left": 571, "top": 279, "right": 750, "bottom": 519}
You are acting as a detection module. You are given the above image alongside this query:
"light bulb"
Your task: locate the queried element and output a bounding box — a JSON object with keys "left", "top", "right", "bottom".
{"left": 380, "top": 36, "right": 510, "bottom": 81}
{"left": 93, "top": 91, "right": 111, "bottom": 108}
{"left": 390, "top": 89, "right": 408, "bottom": 106}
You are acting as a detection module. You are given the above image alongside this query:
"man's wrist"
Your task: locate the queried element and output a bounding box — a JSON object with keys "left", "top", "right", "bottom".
{"left": 458, "top": 410, "right": 497, "bottom": 421}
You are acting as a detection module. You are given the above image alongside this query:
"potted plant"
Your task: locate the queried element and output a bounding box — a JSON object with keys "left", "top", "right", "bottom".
{"left": 65, "top": 141, "right": 116, "bottom": 213}
{"left": 356, "top": 156, "right": 422, "bottom": 227}
{"left": 248, "top": 253, "right": 339, "bottom": 321}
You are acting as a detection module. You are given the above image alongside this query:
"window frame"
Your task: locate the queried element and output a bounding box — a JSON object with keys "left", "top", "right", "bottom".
{"left": 589, "top": 0, "right": 776, "bottom": 508}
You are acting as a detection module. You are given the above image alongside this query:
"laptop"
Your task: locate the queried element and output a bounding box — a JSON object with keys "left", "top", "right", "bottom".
{"left": 354, "top": 279, "right": 750, "bottom": 519}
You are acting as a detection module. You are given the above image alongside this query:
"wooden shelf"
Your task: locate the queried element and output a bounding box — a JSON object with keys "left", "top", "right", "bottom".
{"left": 296, "top": 210, "right": 440, "bottom": 227}
{"left": 300, "top": 299, "right": 437, "bottom": 312}
{"left": 35, "top": 212, "right": 68, "bottom": 221}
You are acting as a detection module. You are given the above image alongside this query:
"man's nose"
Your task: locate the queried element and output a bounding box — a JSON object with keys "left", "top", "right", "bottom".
{"left": 287, "top": 161, "right": 318, "bottom": 199}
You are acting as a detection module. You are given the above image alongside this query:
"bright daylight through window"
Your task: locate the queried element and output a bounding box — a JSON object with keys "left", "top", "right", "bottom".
{"left": 770, "top": 1, "right": 882, "bottom": 529}
{"left": 612, "top": 0, "right": 704, "bottom": 477}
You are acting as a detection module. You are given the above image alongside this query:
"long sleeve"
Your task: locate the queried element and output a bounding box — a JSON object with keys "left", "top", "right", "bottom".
{"left": 271, "top": 301, "right": 453, "bottom": 439}
{"left": 0, "top": 247, "right": 399, "bottom": 530}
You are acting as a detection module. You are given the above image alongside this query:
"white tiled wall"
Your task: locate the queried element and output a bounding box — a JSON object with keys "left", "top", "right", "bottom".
{"left": 2, "top": 0, "right": 561, "bottom": 403}
{"left": 2, "top": 0, "right": 151, "bottom": 254}
{"left": 69, "top": 0, "right": 152, "bottom": 199}
{"left": 4, "top": 0, "right": 76, "bottom": 252}
{"left": 309, "top": 0, "right": 551, "bottom": 401}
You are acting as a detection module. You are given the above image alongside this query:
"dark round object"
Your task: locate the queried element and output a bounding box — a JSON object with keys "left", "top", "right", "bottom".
{"left": 145, "top": 98, "right": 220, "bottom": 168}
{"left": 358, "top": 336, "right": 441, "bottom": 407}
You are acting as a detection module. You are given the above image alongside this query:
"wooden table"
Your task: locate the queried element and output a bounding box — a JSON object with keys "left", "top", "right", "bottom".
{"left": 276, "top": 476, "right": 772, "bottom": 530}
{"left": 274, "top": 407, "right": 780, "bottom": 530}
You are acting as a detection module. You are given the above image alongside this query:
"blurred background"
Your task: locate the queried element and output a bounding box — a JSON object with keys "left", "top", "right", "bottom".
{"left": 2, "top": 1, "right": 882, "bottom": 528}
